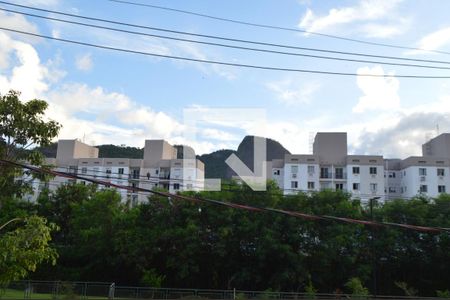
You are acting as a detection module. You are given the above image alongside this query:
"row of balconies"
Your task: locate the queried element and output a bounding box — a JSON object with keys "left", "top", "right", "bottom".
{"left": 291, "top": 172, "right": 380, "bottom": 180}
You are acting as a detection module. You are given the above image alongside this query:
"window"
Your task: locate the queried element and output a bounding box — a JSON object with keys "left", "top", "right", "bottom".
{"left": 81, "top": 167, "right": 87, "bottom": 174}
{"left": 335, "top": 168, "right": 344, "bottom": 179}
{"left": 292, "top": 173, "right": 297, "bottom": 178}
{"left": 437, "top": 168, "right": 445, "bottom": 176}
{"left": 132, "top": 169, "right": 140, "bottom": 179}
{"left": 173, "top": 183, "right": 180, "bottom": 190}
{"left": 155, "top": 169, "right": 159, "bottom": 175}
{"left": 308, "top": 165, "right": 315, "bottom": 174}
{"left": 369, "top": 159, "right": 377, "bottom": 163}
{"left": 353, "top": 183, "right": 360, "bottom": 191}
{"left": 291, "top": 181, "right": 298, "bottom": 189}
{"left": 438, "top": 185, "right": 446, "bottom": 193}
{"left": 370, "top": 183, "right": 378, "bottom": 192}
{"left": 118, "top": 168, "right": 124, "bottom": 174}
{"left": 369, "top": 167, "right": 377, "bottom": 175}
{"left": 307, "top": 182, "right": 315, "bottom": 189}
{"left": 420, "top": 185, "right": 428, "bottom": 193}
{"left": 320, "top": 167, "right": 329, "bottom": 178}
{"left": 419, "top": 168, "right": 427, "bottom": 176}
{"left": 389, "top": 187, "right": 396, "bottom": 193}
{"left": 106, "top": 169, "right": 112, "bottom": 178}
{"left": 335, "top": 183, "right": 343, "bottom": 190}
{"left": 93, "top": 167, "right": 99, "bottom": 178}
{"left": 273, "top": 169, "right": 280, "bottom": 176}
{"left": 388, "top": 172, "right": 396, "bottom": 178}
{"left": 352, "top": 167, "right": 360, "bottom": 174}
{"left": 291, "top": 165, "right": 298, "bottom": 173}
{"left": 187, "top": 183, "right": 193, "bottom": 189}
{"left": 69, "top": 166, "right": 77, "bottom": 174}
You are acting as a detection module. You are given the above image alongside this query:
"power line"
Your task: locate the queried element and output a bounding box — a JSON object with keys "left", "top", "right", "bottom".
{"left": 108, "top": 0, "right": 450, "bottom": 56}
{"left": 21, "top": 166, "right": 450, "bottom": 224}
{"left": 29, "top": 163, "right": 450, "bottom": 201}
{"left": 2, "top": 7, "right": 450, "bottom": 71}
{"left": 1, "top": 27, "right": 450, "bottom": 79}
{"left": 1, "top": 1, "right": 449, "bottom": 66}
{"left": 3, "top": 158, "right": 448, "bottom": 233}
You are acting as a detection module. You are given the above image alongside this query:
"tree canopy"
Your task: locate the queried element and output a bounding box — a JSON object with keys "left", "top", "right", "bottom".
{"left": 6, "top": 182, "right": 448, "bottom": 297}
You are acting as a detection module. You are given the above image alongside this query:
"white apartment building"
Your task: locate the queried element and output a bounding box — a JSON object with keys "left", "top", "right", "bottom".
{"left": 384, "top": 134, "right": 450, "bottom": 200}
{"left": 272, "top": 132, "right": 450, "bottom": 201}
{"left": 27, "top": 139, "right": 205, "bottom": 204}
{"left": 278, "top": 133, "right": 385, "bottom": 202}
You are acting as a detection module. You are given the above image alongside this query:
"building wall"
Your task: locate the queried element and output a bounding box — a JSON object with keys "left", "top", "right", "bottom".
{"left": 313, "top": 132, "right": 347, "bottom": 165}
{"left": 422, "top": 133, "right": 450, "bottom": 158}
{"left": 25, "top": 139, "right": 204, "bottom": 205}
{"left": 400, "top": 166, "right": 450, "bottom": 198}
{"left": 283, "top": 163, "right": 320, "bottom": 194}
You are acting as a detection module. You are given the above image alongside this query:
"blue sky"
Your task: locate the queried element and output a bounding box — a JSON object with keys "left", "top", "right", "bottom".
{"left": 1, "top": 0, "right": 450, "bottom": 157}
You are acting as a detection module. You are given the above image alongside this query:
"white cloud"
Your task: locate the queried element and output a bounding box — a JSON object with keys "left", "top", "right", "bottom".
{"left": 298, "top": 0, "right": 407, "bottom": 38}
{"left": 361, "top": 19, "right": 410, "bottom": 38}
{"left": 266, "top": 78, "right": 320, "bottom": 105}
{"left": 353, "top": 66, "right": 400, "bottom": 113}
{"left": 51, "top": 29, "right": 61, "bottom": 39}
{"left": 174, "top": 42, "right": 236, "bottom": 80}
{"left": 0, "top": 10, "right": 40, "bottom": 44}
{"left": 7, "top": 0, "right": 60, "bottom": 6}
{"left": 75, "top": 53, "right": 93, "bottom": 71}
{"left": 409, "top": 27, "right": 450, "bottom": 54}
{"left": 0, "top": 32, "right": 49, "bottom": 100}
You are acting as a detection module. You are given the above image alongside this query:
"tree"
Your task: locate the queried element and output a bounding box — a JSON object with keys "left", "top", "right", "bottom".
{"left": 0, "top": 90, "right": 61, "bottom": 198}
{"left": 0, "top": 216, "right": 58, "bottom": 287}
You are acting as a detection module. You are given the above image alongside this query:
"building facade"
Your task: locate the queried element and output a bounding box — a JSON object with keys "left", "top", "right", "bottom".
{"left": 277, "top": 133, "right": 385, "bottom": 202}
{"left": 27, "top": 139, "right": 204, "bottom": 204}
{"left": 270, "top": 132, "right": 450, "bottom": 202}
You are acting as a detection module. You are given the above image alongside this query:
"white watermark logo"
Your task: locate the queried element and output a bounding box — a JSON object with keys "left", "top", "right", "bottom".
{"left": 183, "top": 107, "right": 267, "bottom": 191}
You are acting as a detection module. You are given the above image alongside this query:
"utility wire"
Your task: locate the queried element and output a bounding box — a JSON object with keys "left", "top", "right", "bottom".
{"left": 2, "top": 158, "right": 449, "bottom": 233}
{"left": 23, "top": 163, "right": 450, "bottom": 201}
{"left": 20, "top": 166, "right": 450, "bottom": 224}
{"left": 108, "top": 0, "right": 450, "bottom": 56}
{"left": 1, "top": 1, "right": 449, "bottom": 66}
{"left": 2, "top": 7, "right": 450, "bottom": 71}
{"left": 2, "top": 27, "right": 450, "bottom": 79}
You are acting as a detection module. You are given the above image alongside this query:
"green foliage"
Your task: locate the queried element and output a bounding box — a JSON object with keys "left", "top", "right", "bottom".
{"left": 0, "top": 90, "right": 61, "bottom": 198}
{"left": 344, "top": 278, "right": 369, "bottom": 299}
{"left": 1, "top": 181, "right": 449, "bottom": 296}
{"left": 141, "top": 269, "right": 165, "bottom": 288}
{"left": 304, "top": 278, "right": 317, "bottom": 299}
{"left": 59, "top": 282, "right": 80, "bottom": 300}
{"left": 395, "top": 282, "right": 418, "bottom": 297}
{"left": 437, "top": 290, "right": 450, "bottom": 298}
{"left": 235, "top": 293, "right": 247, "bottom": 300}
{"left": 0, "top": 216, "right": 58, "bottom": 287}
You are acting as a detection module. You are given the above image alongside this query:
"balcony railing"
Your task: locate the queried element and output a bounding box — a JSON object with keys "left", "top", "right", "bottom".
{"left": 320, "top": 173, "right": 347, "bottom": 179}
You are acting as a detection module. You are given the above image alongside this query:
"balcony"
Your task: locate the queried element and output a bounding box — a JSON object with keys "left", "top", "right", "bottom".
{"left": 319, "top": 173, "right": 347, "bottom": 180}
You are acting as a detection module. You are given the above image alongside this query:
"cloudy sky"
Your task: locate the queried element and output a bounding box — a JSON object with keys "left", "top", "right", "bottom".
{"left": 1, "top": 0, "right": 450, "bottom": 158}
